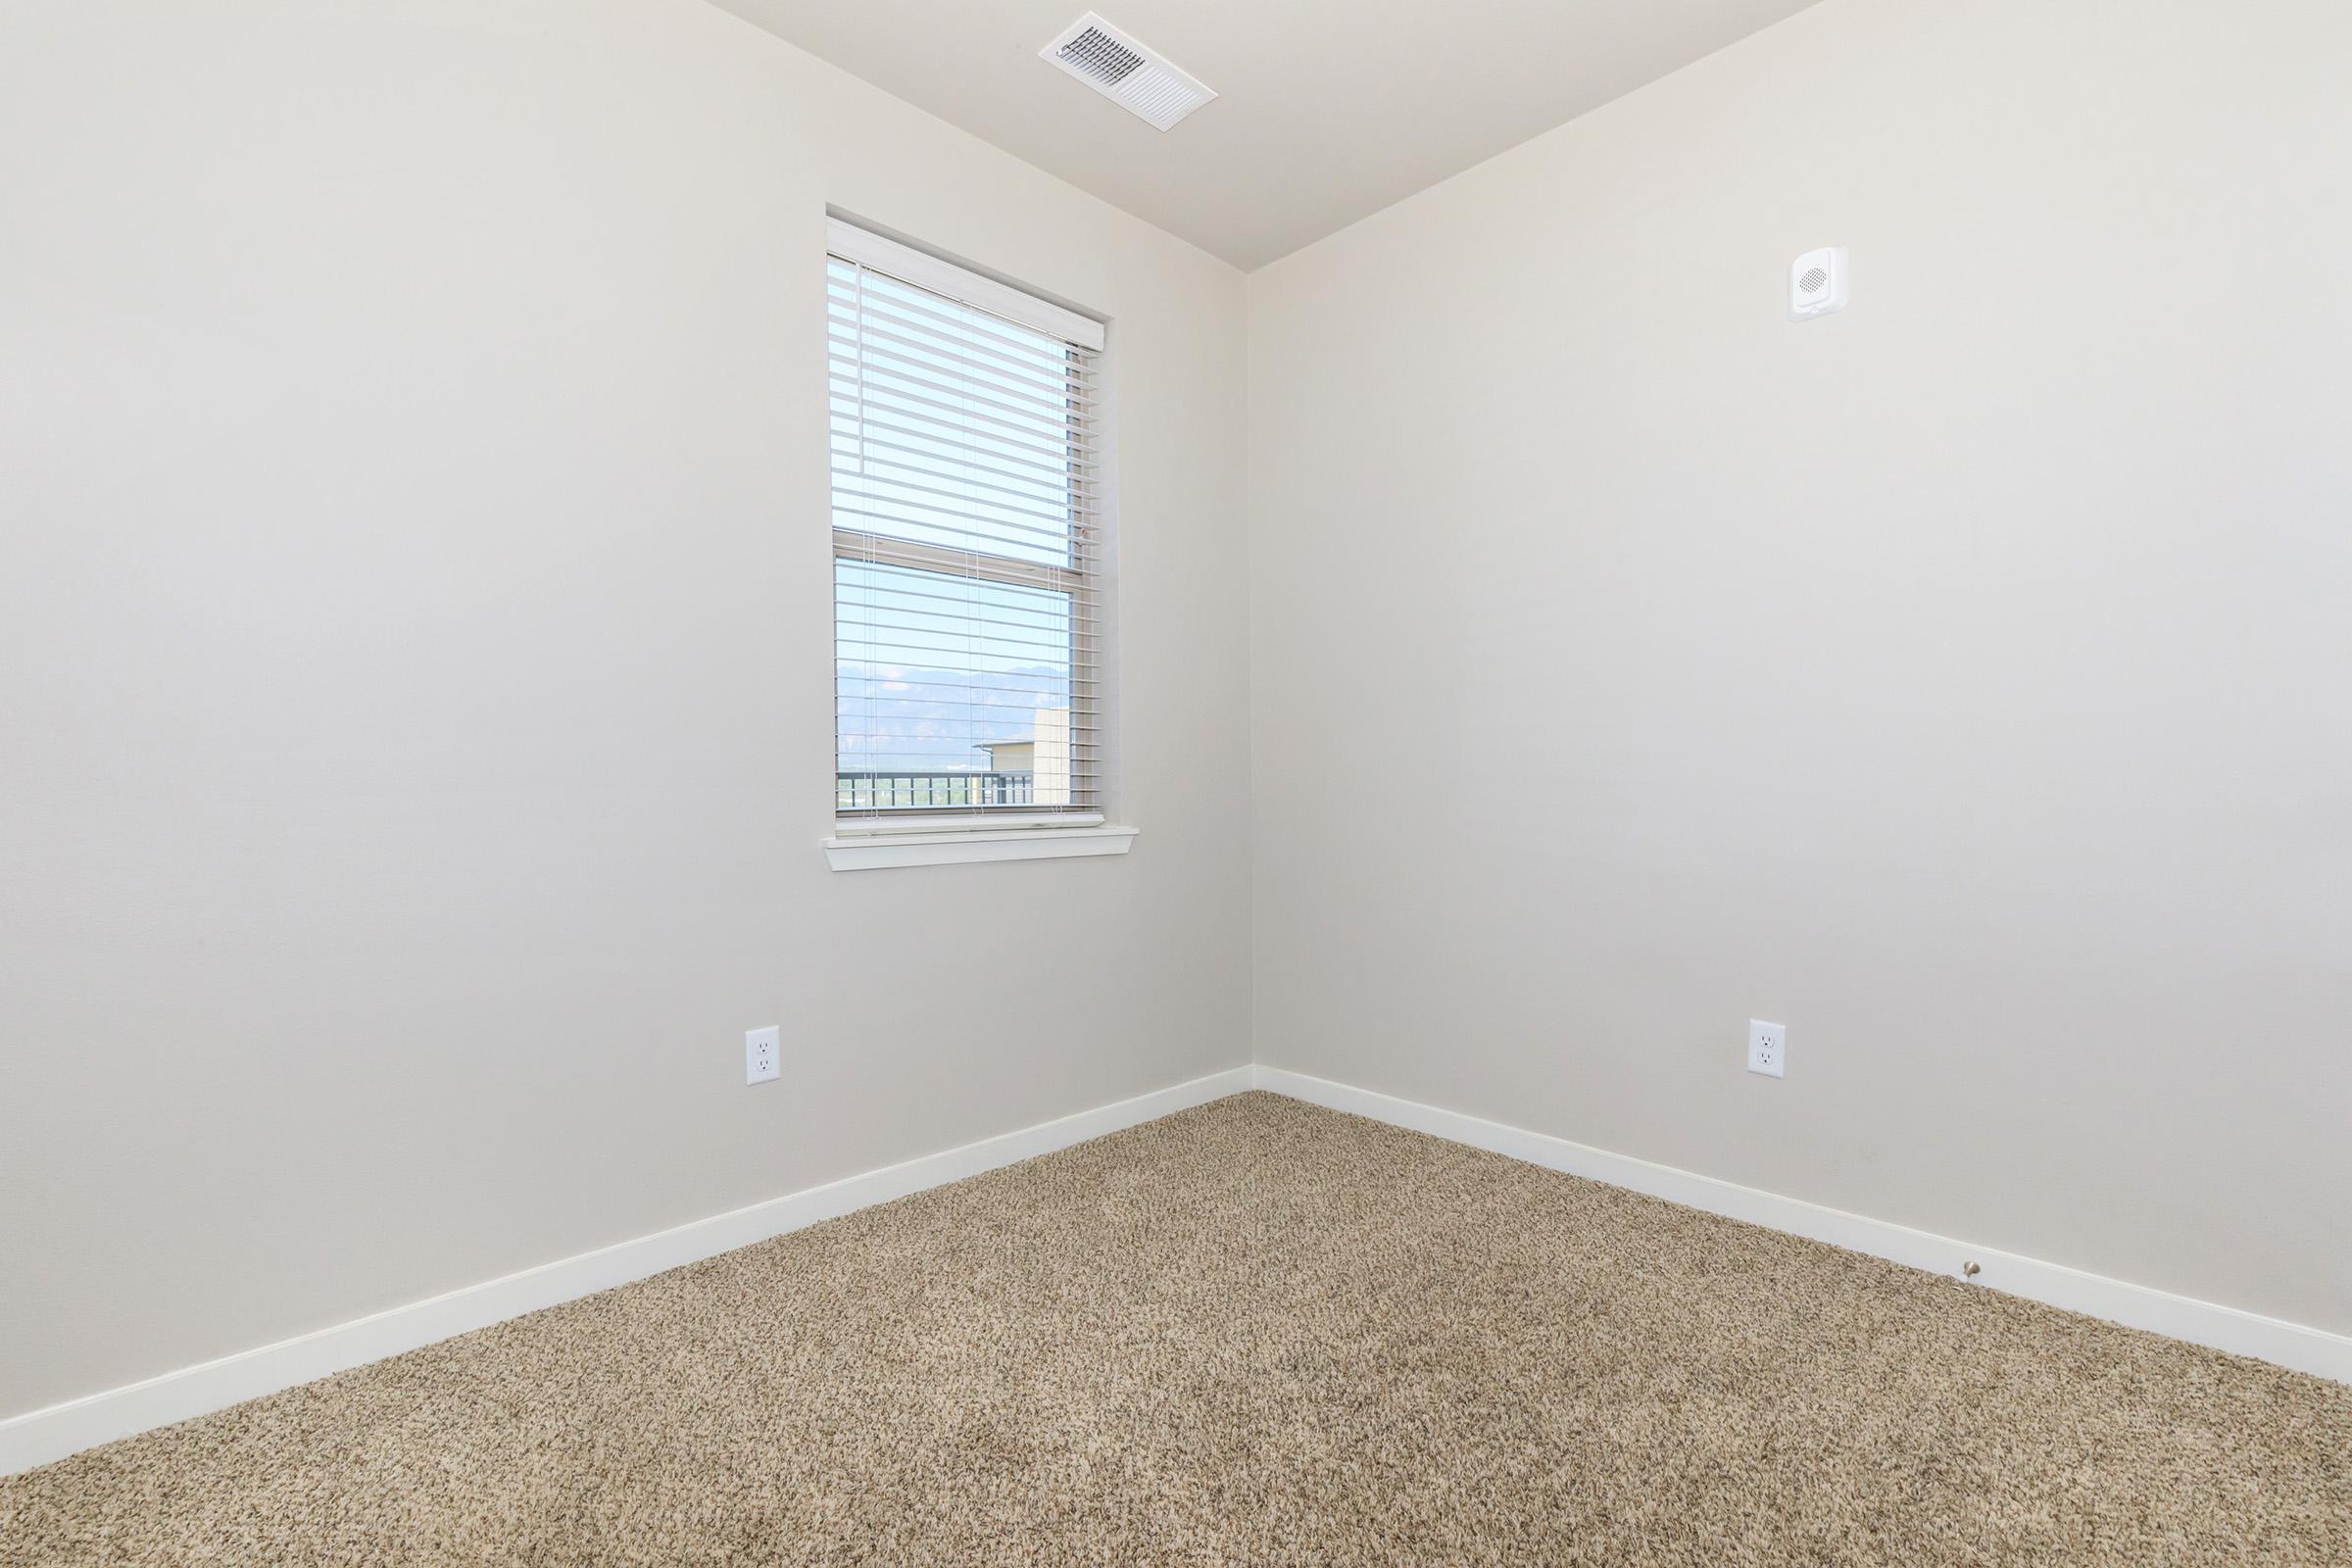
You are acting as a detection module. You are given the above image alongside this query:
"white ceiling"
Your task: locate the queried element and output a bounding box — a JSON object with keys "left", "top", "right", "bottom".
{"left": 709, "top": 0, "right": 1820, "bottom": 270}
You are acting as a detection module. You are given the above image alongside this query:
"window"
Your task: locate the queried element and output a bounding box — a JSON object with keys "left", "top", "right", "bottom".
{"left": 826, "top": 220, "right": 1125, "bottom": 867}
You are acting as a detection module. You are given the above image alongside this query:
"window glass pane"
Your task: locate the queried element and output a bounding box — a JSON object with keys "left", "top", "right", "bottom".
{"left": 835, "top": 560, "right": 1076, "bottom": 811}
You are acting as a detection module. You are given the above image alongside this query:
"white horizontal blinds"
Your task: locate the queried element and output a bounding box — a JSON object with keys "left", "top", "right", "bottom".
{"left": 828, "top": 227, "right": 1102, "bottom": 819}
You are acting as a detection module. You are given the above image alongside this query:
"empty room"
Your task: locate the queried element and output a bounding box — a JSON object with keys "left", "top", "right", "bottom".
{"left": 4, "top": 0, "right": 2348, "bottom": 1562}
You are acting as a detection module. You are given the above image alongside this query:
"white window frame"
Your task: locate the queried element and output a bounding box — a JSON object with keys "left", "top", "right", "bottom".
{"left": 820, "top": 219, "right": 1133, "bottom": 871}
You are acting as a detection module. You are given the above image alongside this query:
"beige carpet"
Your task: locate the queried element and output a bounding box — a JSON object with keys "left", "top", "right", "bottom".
{"left": 3, "top": 1093, "right": 2346, "bottom": 1566}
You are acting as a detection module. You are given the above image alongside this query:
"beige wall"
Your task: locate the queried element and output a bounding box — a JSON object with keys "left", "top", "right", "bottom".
{"left": 0, "top": 0, "right": 1250, "bottom": 1419}
{"left": 1249, "top": 0, "right": 2352, "bottom": 1335}
{"left": 8, "top": 0, "right": 2349, "bottom": 1430}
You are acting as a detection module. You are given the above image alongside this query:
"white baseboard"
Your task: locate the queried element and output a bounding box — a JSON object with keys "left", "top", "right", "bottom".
{"left": 1250, "top": 1065, "right": 2352, "bottom": 1387}
{"left": 10, "top": 1060, "right": 2340, "bottom": 1480}
{"left": 0, "top": 1065, "right": 1255, "bottom": 1479}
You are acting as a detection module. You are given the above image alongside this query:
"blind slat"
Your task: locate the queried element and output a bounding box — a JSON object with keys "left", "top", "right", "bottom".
{"left": 825, "top": 369, "right": 1102, "bottom": 457}
{"left": 833, "top": 432, "right": 1098, "bottom": 511}
{"left": 823, "top": 316, "right": 1102, "bottom": 407}
{"left": 831, "top": 408, "right": 1102, "bottom": 492}
{"left": 825, "top": 342, "right": 1101, "bottom": 429}
{"left": 831, "top": 482, "right": 1080, "bottom": 542}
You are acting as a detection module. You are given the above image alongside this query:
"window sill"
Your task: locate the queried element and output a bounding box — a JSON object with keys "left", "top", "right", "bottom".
{"left": 822, "top": 822, "right": 1139, "bottom": 872}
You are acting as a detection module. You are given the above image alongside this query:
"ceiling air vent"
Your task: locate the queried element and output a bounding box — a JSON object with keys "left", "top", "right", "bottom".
{"left": 1040, "top": 13, "right": 1216, "bottom": 132}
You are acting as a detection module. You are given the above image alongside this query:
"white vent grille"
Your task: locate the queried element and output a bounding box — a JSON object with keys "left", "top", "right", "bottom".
{"left": 1040, "top": 13, "right": 1216, "bottom": 132}
{"left": 1056, "top": 25, "right": 1146, "bottom": 88}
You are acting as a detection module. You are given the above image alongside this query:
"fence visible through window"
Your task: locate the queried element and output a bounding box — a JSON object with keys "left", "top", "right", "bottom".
{"left": 835, "top": 770, "right": 1037, "bottom": 810}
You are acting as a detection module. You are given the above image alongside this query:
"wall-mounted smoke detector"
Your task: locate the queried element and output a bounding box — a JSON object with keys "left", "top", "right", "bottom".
{"left": 1790, "top": 246, "right": 1849, "bottom": 320}
{"left": 1040, "top": 13, "right": 1216, "bottom": 132}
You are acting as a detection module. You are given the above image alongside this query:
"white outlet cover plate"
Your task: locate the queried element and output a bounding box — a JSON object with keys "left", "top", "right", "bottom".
{"left": 745, "top": 1025, "right": 781, "bottom": 1085}
{"left": 1748, "top": 1019, "right": 1787, "bottom": 1078}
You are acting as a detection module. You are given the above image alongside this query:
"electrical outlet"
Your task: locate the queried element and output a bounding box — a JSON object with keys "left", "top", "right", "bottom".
{"left": 1747, "top": 1019, "right": 1786, "bottom": 1078}
{"left": 745, "top": 1025, "right": 781, "bottom": 1085}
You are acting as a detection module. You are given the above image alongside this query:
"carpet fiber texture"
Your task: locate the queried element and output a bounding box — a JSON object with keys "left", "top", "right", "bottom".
{"left": 3, "top": 1091, "right": 2347, "bottom": 1565}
